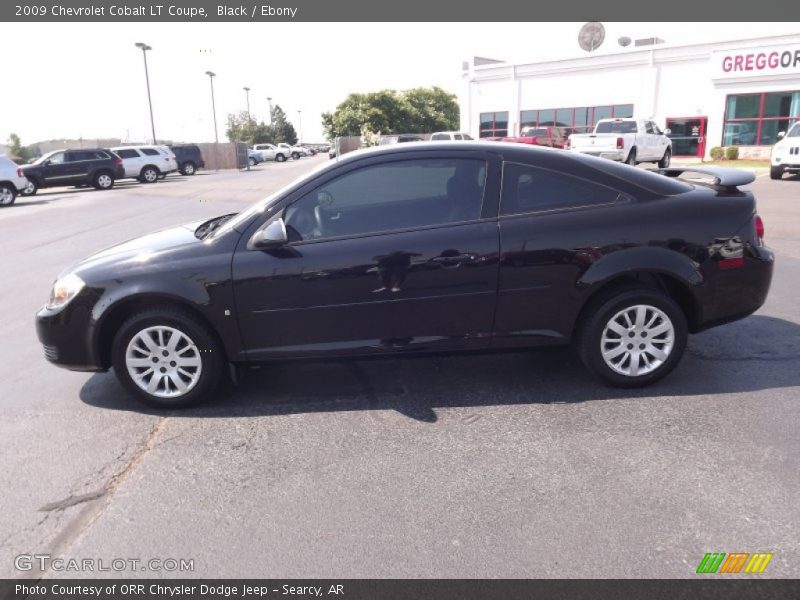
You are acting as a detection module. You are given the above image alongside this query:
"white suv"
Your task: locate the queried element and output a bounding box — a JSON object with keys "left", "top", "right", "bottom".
{"left": 252, "top": 143, "right": 291, "bottom": 163}
{"left": 0, "top": 156, "right": 29, "bottom": 207}
{"left": 430, "top": 132, "right": 473, "bottom": 140}
{"left": 111, "top": 145, "right": 178, "bottom": 183}
{"left": 770, "top": 122, "right": 800, "bottom": 180}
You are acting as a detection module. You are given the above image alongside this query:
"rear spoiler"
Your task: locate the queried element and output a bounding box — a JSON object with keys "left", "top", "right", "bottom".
{"left": 650, "top": 167, "right": 755, "bottom": 189}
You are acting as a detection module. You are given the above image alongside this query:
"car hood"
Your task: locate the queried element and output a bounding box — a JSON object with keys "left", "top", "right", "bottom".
{"left": 67, "top": 221, "right": 206, "bottom": 276}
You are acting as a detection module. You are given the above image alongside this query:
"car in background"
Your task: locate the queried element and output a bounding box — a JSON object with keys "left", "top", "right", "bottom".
{"left": 248, "top": 149, "right": 263, "bottom": 167}
{"left": 568, "top": 118, "right": 672, "bottom": 167}
{"left": 770, "top": 121, "right": 800, "bottom": 180}
{"left": 111, "top": 145, "right": 177, "bottom": 183}
{"left": 0, "top": 155, "right": 29, "bottom": 207}
{"left": 499, "top": 126, "right": 567, "bottom": 149}
{"left": 19, "top": 149, "right": 124, "bottom": 196}
{"left": 277, "top": 143, "right": 304, "bottom": 160}
{"left": 430, "top": 132, "right": 473, "bottom": 141}
{"left": 379, "top": 134, "right": 425, "bottom": 145}
{"left": 253, "top": 143, "right": 291, "bottom": 163}
{"left": 168, "top": 144, "right": 205, "bottom": 175}
{"left": 35, "top": 142, "right": 772, "bottom": 408}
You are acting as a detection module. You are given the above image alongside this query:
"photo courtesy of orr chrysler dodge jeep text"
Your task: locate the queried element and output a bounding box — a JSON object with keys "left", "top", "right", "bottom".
{"left": 36, "top": 142, "right": 773, "bottom": 408}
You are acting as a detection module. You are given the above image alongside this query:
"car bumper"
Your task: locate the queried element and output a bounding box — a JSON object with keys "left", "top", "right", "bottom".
{"left": 771, "top": 161, "right": 800, "bottom": 172}
{"left": 35, "top": 292, "right": 105, "bottom": 372}
{"left": 571, "top": 149, "right": 626, "bottom": 161}
{"left": 13, "top": 176, "right": 29, "bottom": 192}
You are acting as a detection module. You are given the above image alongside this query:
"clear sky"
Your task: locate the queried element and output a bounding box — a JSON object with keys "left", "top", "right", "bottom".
{"left": 2, "top": 21, "right": 798, "bottom": 145}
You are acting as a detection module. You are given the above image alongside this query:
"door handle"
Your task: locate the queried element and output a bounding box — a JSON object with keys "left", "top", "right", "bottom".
{"left": 431, "top": 253, "right": 478, "bottom": 268}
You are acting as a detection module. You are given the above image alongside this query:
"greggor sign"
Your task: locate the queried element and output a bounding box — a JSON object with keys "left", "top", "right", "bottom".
{"left": 713, "top": 43, "right": 800, "bottom": 79}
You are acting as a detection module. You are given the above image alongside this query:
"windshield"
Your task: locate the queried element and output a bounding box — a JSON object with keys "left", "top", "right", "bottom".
{"left": 210, "top": 158, "right": 336, "bottom": 237}
{"left": 521, "top": 128, "right": 548, "bottom": 137}
{"left": 595, "top": 121, "right": 637, "bottom": 134}
{"left": 787, "top": 123, "right": 800, "bottom": 138}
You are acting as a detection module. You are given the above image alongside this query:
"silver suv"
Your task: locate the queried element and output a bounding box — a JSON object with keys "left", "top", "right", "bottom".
{"left": 0, "top": 156, "right": 29, "bottom": 207}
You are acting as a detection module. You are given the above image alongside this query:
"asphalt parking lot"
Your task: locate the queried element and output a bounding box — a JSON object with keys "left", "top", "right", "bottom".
{"left": 1, "top": 157, "right": 798, "bottom": 579}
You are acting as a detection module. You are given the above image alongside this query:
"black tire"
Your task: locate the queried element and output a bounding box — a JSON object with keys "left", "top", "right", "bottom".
{"left": 275, "top": 154, "right": 287, "bottom": 163}
{"left": 181, "top": 161, "right": 197, "bottom": 176}
{"left": 625, "top": 148, "right": 637, "bottom": 166}
{"left": 111, "top": 308, "right": 224, "bottom": 409}
{"left": 21, "top": 178, "right": 38, "bottom": 196}
{"left": 249, "top": 157, "right": 257, "bottom": 167}
{"left": 770, "top": 166, "right": 783, "bottom": 180}
{"left": 0, "top": 183, "right": 17, "bottom": 207}
{"left": 658, "top": 148, "right": 671, "bottom": 168}
{"left": 291, "top": 152, "right": 300, "bottom": 160}
{"left": 92, "top": 171, "right": 115, "bottom": 190}
{"left": 577, "top": 286, "right": 688, "bottom": 388}
{"left": 139, "top": 166, "right": 160, "bottom": 183}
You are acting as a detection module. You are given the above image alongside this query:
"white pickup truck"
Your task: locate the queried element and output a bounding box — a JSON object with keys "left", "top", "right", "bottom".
{"left": 252, "top": 143, "right": 291, "bottom": 163}
{"left": 568, "top": 118, "right": 672, "bottom": 167}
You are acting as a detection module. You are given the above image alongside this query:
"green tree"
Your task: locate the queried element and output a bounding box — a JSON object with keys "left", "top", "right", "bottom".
{"left": 7, "top": 133, "right": 33, "bottom": 161}
{"left": 225, "top": 111, "right": 272, "bottom": 146}
{"left": 269, "top": 104, "right": 298, "bottom": 145}
{"left": 322, "top": 87, "right": 459, "bottom": 139}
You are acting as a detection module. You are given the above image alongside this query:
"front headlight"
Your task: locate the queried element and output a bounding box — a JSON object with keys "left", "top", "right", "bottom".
{"left": 46, "top": 273, "right": 85, "bottom": 311}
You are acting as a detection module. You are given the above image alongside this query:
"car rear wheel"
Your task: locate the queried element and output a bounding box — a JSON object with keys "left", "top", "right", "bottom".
{"left": 93, "top": 172, "right": 114, "bottom": 190}
{"left": 275, "top": 154, "right": 286, "bottom": 163}
{"left": 181, "top": 162, "right": 196, "bottom": 175}
{"left": 0, "top": 184, "right": 17, "bottom": 206}
{"left": 291, "top": 152, "right": 300, "bottom": 160}
{"left": 770, "top": 166, "right": 783, "bottom": 180}
{"left": 658, "top": 148, "right": 671, "bottom": 168}
{"left": 577, "top": 287, "right": 687, "bottom": 387}
{"left": 21, "top": 179, "right": 38, "bottom": 196}
{"left": 112, "top": 309, "right": 223, "bottom": 409}
{"left": 140, "top": 166, "right": 160, "bottom": 183}
{"left": 626, "top": 148, "right": 637, "bottom": 166}
{"left": 249, "top": 157, "right": 257, "bottom": 167}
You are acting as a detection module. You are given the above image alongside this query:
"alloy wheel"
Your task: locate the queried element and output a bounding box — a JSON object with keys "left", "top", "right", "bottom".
{"left": 600, "top": 304, "right": 675, "bottom": 377}
{"left": 0, "top": 186, "right": 14, "bottom": 205}
{"left": 125, "top": 326, "right": 202, "bottom": 398}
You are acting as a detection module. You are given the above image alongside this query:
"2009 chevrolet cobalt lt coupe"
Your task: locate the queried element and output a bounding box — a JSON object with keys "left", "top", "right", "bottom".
{"left": 37, "top": 142, "right": 773, "bottom": 408}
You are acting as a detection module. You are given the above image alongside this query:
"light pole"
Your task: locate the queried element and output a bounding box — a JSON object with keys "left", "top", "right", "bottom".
{"left": 205, "top": 71, "right": 219, "bottom": 144}
{"left": 267, "top": 97, "right": 273, "bottom": 125}
{"left": 297, "top": 110, "right": 302, "bottom": 144}
{"left": 243, "top": 86, "right": 251, "bottom": 120}
{"left": 135, "top": 42, "right": 156, "bottom": 144}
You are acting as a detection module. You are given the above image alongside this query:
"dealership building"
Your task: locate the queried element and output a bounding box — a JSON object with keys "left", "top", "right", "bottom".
{"left": 460, "top": 33, "right": 800, "bottom": 160}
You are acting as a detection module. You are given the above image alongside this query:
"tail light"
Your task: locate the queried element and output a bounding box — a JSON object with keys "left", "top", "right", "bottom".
{"left": 17, "top": 168, "right": 23, "bottom": 177}
{"left": 616, "top": 137, "right": 624, "bottom": 150}
{"left": 114, "top": 158, "right": 123, "bottom": 165}
{"left": 755, "top": 214, "right": 765, "bottom": 241}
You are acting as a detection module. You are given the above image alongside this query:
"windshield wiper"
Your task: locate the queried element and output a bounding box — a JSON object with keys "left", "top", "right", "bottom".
{"left": 195, "top": 214, "right": 236, "bottom": 240}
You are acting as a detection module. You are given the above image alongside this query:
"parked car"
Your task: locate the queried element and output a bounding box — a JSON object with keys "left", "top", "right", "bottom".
{"left": 568, "top": 118, "right": 672, "bottom": 167}
{"left": 770, "top": 121, "right": 800, "bottom": 180}
{"left": 430, "top": 132, "right": 473, "bottom": 141}
{"left": 380, "top": 134, "right": 425, "bottom": 145}
{"left": 19, "top": 149, "right": 124, "bottom": 196}
{"left": 36, "top": 142, "right": 773, "bottom": 408}
{"left": 111, "top": 145, "right": 178, "bottom": 183}
{"left": 0, "top": 155, "right": 30, "bottom": 207}
{"left": 498, "top": 126, "right": 567, "bottom": 149}
{"left": 168, "top": 144, "right": 205, "bottom": 175}
{"left": 277, "top": 143, "right": 304, "bottom": 160}
{"left": 247, "top": 149, "right": 264, "bottom": 167}
{"left": 253, "top": 143, "right": 290, "bottom": 163}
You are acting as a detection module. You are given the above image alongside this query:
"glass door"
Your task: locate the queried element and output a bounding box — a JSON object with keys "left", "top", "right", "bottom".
{"left": 665, "top": 117, "right": 707, "bottom": 158}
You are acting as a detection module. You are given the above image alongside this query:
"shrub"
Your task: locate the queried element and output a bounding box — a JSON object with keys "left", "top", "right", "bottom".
{"left": 725, "top": 146, "right": 739, "bottom": 160}
{"left": 709, "top": 146, "right": 724, "bottom": 161}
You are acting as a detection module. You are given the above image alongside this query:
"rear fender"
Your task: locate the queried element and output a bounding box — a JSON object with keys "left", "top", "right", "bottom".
{"left": 578, "top": 246, "right": 704, "bottom": 289}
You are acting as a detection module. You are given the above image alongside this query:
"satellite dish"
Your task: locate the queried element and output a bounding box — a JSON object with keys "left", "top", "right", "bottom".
{"left": 578, "top": 22, "right": 605, "bottom": 52}
{"left": 618, "top": 36, "right": 632, "bottom": 47}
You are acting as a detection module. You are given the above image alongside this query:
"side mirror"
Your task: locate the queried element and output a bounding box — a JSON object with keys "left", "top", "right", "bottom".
{"left": 664, "top": 128, "right": 672, "bottom": 135}
{"left": 777, "top": 131, "right": 786, "bottom": 140}
{"left": 254, "top": 218, "right": 288, "bottom": 249}
{"left": 43, "top": 159, "right": 52, "bottom": 166}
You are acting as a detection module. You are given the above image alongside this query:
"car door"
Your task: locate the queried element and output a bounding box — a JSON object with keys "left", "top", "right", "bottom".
{"left": 62, "top": 150, "right": 94, "bottom": 183}
{"left": 39, "top": 151, "right": 71, "bottom": 185}
{"left": 115, "top": 148, "right": 141, "bottom": 177}
{"left": 232, "top": 151, "right": 501, "bottom": 359}
{"left": 643, "top": 121, "right": 659, "bottom": 160}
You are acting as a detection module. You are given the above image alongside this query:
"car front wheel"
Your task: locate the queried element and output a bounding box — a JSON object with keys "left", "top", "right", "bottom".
{"left": 112, "top": 309, "right": 223, "bottom": 408}
{"left": 577, "top": 287, "right": 687, "bottom": 387}
{"left": 275, "top": 154, "right": 286, "bottom": 163}
{"left": 658, "top": 148, "right": 671, "bottom": 168}
{"left": 140, "top": 166, "right": 160, "bottom": 183}
{"left": 181, "top": 162, "right": 196, "bottom": 175}
{"left": 770, "top": 166, "right": 783, "bottom": 180}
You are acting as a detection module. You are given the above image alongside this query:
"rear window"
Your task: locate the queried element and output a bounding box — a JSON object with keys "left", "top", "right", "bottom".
{"left": 569, "top": 153, "right": 693, "bottom": 195}
{"left": 595, "top": 120, "right": 638, "bottom": 134}
{"left": 431, "top": 133, "right": 450, "bottom": 140}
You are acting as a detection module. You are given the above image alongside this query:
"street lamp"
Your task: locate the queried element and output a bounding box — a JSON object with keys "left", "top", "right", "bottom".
{"left": 297, "top": 110, "right": 302, "bottom": 144}
{"left": 243, "top": 86, "right": 251, "bottom": 119}
{"left": 135, "top": 42, "right": 156, "bottom": 144}
{"left": 205, "top": 71, "right": 219, "bottom": 144}
{"left": 267, "top": 97, "right": 273, "bottom": 125}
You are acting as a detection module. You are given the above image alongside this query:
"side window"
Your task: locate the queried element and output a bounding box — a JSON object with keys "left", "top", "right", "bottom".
{"left": 92, "top": 151, "right": 110, "bottom": 159}
{"left": 141, "top": 148, "right": 160, "bottom": 156}
{"left": 500, "top": 163, "right": 621, "bottom": 215}
{"left": 645, "top": 121, "right": 655, "bottom": 134}
{"left": 116, "top": 149, "right": 139, "bottom": 159}
{"left": 66, "top": 151, "right": 92, "bottom": 162}
{"left": 46, "top": 152, "right": 66, "bottom": 165}
{"left": 285, "top": 158, "right": 487, "bottom": 242}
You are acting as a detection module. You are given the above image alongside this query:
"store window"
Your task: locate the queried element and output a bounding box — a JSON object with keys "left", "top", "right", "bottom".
{"left": 479, "top": 111, "right": 509, "bottom": 138}
{"left": 517, "top": 104, "right": 634, "bottom": 135}
{"left": 723, "top": 91, "right": 800, "bottom": 146}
